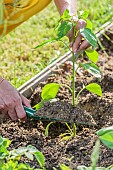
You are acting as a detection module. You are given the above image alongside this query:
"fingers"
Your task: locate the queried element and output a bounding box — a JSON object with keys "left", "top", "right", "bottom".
{"left": 67, "top": 19, "right": 90, "bottom": 52}
{"left": 77, "top": 40, "right": 91, "bottom": 52}
{"left": 16, "top": 93, "right": 31, "bottom": 120}
{"left": 76, "top": 19, "right": 86, "bottom": 31}
{"left": 0, "top": 79, "right": 30, "bottom": 121}
{"left": 8, "top": 109, "right": 18, "bottom": 120}
{"left": 17, "top": 94, "right": 31, "bottom": 121}
{"left": 67, "top": 27, "right": 74, "bottom": 45}
{"left": 72, "top": 19, "right": 87, "bottom": 52}
{"left": 20, "top": 94, "right": 31, "bottom": 108}
{"left": 0, "top": 98, "right": 10, "bottom": 119}
{"left": 15, "top": 103, "right": 26, "bottom": 120}
{"left": 3, "top": 96, "right": 26, "bottom": 120}
{"left": 3, "top": 97, "right": 18, "bottom": 120}
{"left": 72, "top": 32, "right": 82, "bottom": 53}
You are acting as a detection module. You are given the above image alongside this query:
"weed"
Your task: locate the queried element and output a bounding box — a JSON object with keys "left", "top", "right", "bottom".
{"left": 0, "top": 135, "right": 46, "bottom": 170}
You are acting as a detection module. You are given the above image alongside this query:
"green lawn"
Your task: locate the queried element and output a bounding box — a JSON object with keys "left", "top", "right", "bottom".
{"left": 0, "top": 0, "right": 113, "bottom": 88}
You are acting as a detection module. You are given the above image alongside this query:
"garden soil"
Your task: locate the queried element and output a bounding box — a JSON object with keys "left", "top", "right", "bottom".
{"left": 0, "top": 26, "right": 113, "bottom": 169}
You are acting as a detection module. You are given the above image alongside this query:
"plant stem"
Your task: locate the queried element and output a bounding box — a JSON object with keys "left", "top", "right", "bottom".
{"left": 65, "top": 123, "right": 73, "bottom": 134}
{"left": 71, "top": 50, "right": 83, "bottom": 106}
{"left": 73, "top": 123, "right": 76, "bottom": 137}
{"left": 60, "top": 84, "right": 72, "bottom": 94}
{"left": 72, "top": 51, "right": 75, "bottom": 106}
{"left": 75, "top": 87, "right": 85, "bottom": 106}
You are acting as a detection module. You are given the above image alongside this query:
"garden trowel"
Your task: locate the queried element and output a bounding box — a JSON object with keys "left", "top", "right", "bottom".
{"left": 24, "top": 106, "right": 96, "bottom": 126}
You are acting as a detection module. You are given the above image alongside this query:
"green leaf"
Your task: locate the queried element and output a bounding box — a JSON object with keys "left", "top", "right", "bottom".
{"left": 59, "top": 133, "right": 71, "bottom": 137}
{"left": 80, "top": 28, "right": 97, "bottom": 48}
{"left": 60, "top": 9, "right": 71, "bottom": 20}
{"left": 77, "top": 166, "right": 106, "bottom": 170}
{"left": 60, "top": 164, "right": 72, "bottom": 170}
{"left": 15, "top": 147, "right": 27, "bottom": 154}
{"left": 86, "top": 19, "right": 93, "bottom": 30}
{"left": 53, "top": 168, "right": 57, "bottom": 170}
{"left": 96, "top": 126, "right": 113, "bottom": 136}
{"left": 79, "top": 10, "right": 89, "bottom": 19}
{"left": 107, "top": 165, "right": 113, "bottom": 170}
{"left": 41, "top": 83, "right": 60, "bottom": 101}
{"left": 18, "top": 163, "right": 31, "bottom": 170}
{"left": 91, "top": 140, "right": 100, "bottom": 169}
{"left": 77, "top": 166, "right": 90, "bottom": 170}
{"left": 85, "top": 49, "right": 98, "bottom": 63}
{"left": 57, "top": 21, "right": 73, "bottom": 39}
{"left": 3, "top": 138, "right": 11, "bottom": 148}
{"left": 2, "top": 160, "right": 18, "bottom": 169}
{"left": 27, "top": 145, "right": 39, "bottom": 153}
{"left": 33, "top": 100, "right": 45, "bottom": 110}
{"left": 96, "top": 126, "right": 113, "bottom": 149}
{"left": 0, "top": 136, "right": 3, "bottom": 145}
{"left": 25, "top": 152, "right": 34, "bottom": 161}
{"left": 0, "top": 145, "right": 9, "bottom": 155}
{"left": 45, "top": 122, "right": 54, "bottom": 137}
{"left": 79, "top": 62, "right": 101, "bottom": 79}
{"left": 60, "top": 136, "right": 71, "bottom": 141}
{"left": 35, "top": 38, "right": 58, "bottom": 48}
{"left": 85, "top": 83, "right": 102, "bottom": 97}
{"left": 34, "top": 151, "right": 45, "bottom": 168}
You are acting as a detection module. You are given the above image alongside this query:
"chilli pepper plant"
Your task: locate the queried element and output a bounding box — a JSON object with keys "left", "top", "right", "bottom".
{"left": 34, "top": 9, "right": 102, "bottom": 137}
{"left": 34, "top": 9, "right": 102, "bottom": 108}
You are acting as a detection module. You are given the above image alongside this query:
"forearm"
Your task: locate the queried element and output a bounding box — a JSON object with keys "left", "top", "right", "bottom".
{"left": 54, "top": 0, "right": 77, "bottom": 16}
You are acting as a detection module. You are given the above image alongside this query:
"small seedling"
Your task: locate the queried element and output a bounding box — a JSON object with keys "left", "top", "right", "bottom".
{"left": 59, "top": 123, "right": 76, "bottom": 141}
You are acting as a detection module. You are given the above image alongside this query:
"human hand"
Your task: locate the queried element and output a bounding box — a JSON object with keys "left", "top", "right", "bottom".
{"left": 67, "top": 19, "right": 90, "bottom": 53}
{"left": 0, "top": 78, "right": 31, "bottom": 120}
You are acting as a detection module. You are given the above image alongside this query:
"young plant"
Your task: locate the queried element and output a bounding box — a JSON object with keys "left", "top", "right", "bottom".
{"left": 0, "top": 135, "right": 46, "bottom": 170}
{"left": 59, "top": 123, "right": 76, "bottom": 141}
{"left": 35, "top": 9, "right": 102, "bottom": 107}
{"left": 34, "top": 9, "right": 102, "bottom": 138}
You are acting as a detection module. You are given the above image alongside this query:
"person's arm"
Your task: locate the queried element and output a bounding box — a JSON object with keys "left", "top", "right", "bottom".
{"left": 54, "top": 0, "right": 77, "bottom": 16}
{"left": 0, "top": 76, "right": 31, "bottom": 120}
{"left": 54, "top": 0, "right": 90, "bottom": 52}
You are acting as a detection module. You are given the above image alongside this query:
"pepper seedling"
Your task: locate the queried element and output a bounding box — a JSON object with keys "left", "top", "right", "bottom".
{"left": 35, "top": 9, "right": 102, "bottom": 107}
{"left": 34, "top": 9, "right": 102, "bottom": 138}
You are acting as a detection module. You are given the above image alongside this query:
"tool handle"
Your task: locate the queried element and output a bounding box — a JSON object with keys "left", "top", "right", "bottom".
{"left": 24, "top": 106, "right": 36, "bottom": 118}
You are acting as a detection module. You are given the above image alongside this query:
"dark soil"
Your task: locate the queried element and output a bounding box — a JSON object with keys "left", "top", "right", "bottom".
{"left": 0, "top": 25, "right": 113, "bottom": 169}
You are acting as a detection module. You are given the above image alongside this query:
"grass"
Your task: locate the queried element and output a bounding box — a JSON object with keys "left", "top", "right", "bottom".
{"left": 0, "top": 0, "right": 113, "bottom": 88}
